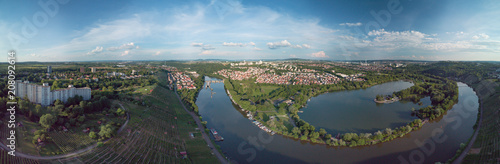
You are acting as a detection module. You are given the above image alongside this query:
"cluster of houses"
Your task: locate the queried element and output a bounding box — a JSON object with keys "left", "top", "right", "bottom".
{"left": 256, "top": 72, "right": 343, "bottom": 85}
{"left": 216, "top": 68, "right": 269, "bottom": 80}
{"left": 336, "top": 73, "right": 366, "bottom": 81}
{"left": 256, "top": 73, "right": 295, "bottom": 85}
{"left": 293, "top": 72, "right": 341, "bottom": 85}
{"left": 216, "top": 66, "right": 365, "bottom": 85}
{"left": 167, "top": 72, "right": 197, "bottom": 90}
{"left": 333, "top": 62, "right": 393, "bottom": 71}
{"left": 230, "top": 60, "right": 264, "bottom": 66}
{"left": 306, "top": 63, "right": 334, "bottom": 69}
{"left": 162, "top": 66, "right": 178, "bottom": 72}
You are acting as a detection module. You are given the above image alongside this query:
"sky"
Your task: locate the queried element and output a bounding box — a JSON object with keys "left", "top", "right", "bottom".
{"left": 1, "top": 0, "right": 499, "bottom": 62}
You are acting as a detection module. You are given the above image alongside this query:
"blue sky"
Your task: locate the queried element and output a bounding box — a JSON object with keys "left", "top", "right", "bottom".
{"left": 1, "top": 0, "right": 499, "bottom": 61}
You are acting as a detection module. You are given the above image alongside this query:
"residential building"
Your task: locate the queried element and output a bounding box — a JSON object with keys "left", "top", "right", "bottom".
{"left": 15, "top": 80, "right": 91, "bottom": 106}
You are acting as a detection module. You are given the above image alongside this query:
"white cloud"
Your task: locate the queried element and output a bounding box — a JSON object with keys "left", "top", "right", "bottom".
{"left": 266, "top": 40, "right": 310, "bottom": 49}
{"left": 29, "top": 53, "right": 41, "bottom": 57}
{"left": 267, "top": 40, "right": 292, "bottom": 49}
{"left": 200, "top": 50, "right": 214, "bottom": 55}
{"left": 87, "top": 46, "right": 103, "bottom": 55}
{"left": 302, "top": 44, "right": 311, "bottom": 49}
{"left": 121, "top": 50, "right": 129, "bottom": 56}
{"left": 202, "top": 45, "right": 215, "bottom": 50}
{"left": 222, "top": 42, "right": 249, "bottom": 47}
{"left": 153, "top": 51, "right": 160, "bottom": 56}
{"left": 308, "top": 51, "right": 328, "bottom": 58}
{"left": 71, "top": 15, "right": 151, "bottom": 47}
{"left": 289, "top": 54, "right": 297, "bottom": 58}
{"left": 339, "top": 22, "right": 362, "bottom": 27}
{"left": 191, "top": 42, "right": 204, "bottom": 47}
{"left": 253, "top": 47, "right": 262, "bottom": 51}
{"left": 8, "top": 0, "right": 499, "bottom": 62}
{"left": 472, "top": 33, "right": 489, "bottom": 40}
{"left": 107, "top": 42, "right": 138, "bottom": 51}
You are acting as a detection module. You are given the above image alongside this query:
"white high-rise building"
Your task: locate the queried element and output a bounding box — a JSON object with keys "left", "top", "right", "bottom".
{"left": 47, "top": 66, "right": 52, "bottom": 74}
{"left": 15, "top": 80, "right": 91, "bottom": 106}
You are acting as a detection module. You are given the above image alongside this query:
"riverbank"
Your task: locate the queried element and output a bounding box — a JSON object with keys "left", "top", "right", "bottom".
{"left": 223, "top": 79, "right": 277, "bottom": 135}
{"left": 455, "top": 78, "right": 499, "bottom": 163}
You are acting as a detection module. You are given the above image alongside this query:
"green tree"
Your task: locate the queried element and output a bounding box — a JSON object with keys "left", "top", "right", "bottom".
{"left": 89, "top": 131, "right": 97, "bottom": 139}
{"left": 292, "top": 127, "right": 300, "bottom": 135}
{"left": 319, "top": 128, "right": 327, "bottom": 136}
{"left": 343, "top": 133, "right": 353, "bottom": 141}
{"left": 116, "top": 108, "right": 125, "bottom": 116}
{"left": 98, "top": 123, "right": 115, "bottom": 139}
{"left": 78, "top": 115, "right": 86, "bottom": 123}
{"left": 384, "top": 128, "right": 393, "bottom": 135}
{"left": 39, "top": 114, "right": 56, "bottom": 130}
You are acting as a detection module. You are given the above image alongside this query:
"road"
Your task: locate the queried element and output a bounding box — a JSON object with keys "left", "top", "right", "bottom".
{"left": 453, "top": 97, "right": 483, "bottom": 164}
{"left": 174, "top": 88, "right": 229, "bottom": 164}
{"left": 0, "top": 102, "right": 130, "bottom": 160}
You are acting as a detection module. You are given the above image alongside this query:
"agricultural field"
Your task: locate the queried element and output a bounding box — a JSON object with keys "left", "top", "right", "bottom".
{"left": 464, "top": 80, "right": 500, "bottom": 163}
{"left": 0, "top": 149, "right": 39, "bottom": 164}
{"left": 49, "top": 131, "right": 95, "bottom": 154}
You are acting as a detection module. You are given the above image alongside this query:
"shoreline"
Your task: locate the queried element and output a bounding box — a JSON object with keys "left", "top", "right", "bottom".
{"left": 374, "top": 97, "right": 400, "bottom": 104}
{"left": 219, "top": 78, "right": 276, "bottom": 135}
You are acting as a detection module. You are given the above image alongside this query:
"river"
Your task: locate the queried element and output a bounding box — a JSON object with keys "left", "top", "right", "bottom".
{"left": 196, "top": 77, "right": 479, "bottom": 164}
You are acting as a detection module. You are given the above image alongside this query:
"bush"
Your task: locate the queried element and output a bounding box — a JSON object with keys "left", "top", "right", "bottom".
{"left": 89, "top": 132, "right": 97, "bottom": 139}
{"left": 97, "top": 141, "right": 103, "bottom": 147}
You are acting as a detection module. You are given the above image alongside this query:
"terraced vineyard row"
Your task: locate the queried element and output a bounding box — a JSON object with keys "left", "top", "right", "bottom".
{"left": 71, "top": 100, "right": 192, "bottom": 164}
{"left": 49, "top": 131, "right": 96, "bottom": 154}
{"left": 0, "top": 149, "right": 39, "bottom": 164}
{"left": 477, "top": 107, "right": 500, "bottom": 163}
{"left": 464, "top": 81, "right": 500, "bottom": 163}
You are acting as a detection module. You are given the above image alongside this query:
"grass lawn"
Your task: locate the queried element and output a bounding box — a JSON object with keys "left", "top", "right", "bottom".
{"left": 133, "top": 85, "right": 156, "bottom": 95}
{"left": 16, "top": 117, "right": 43, "bottom": 156}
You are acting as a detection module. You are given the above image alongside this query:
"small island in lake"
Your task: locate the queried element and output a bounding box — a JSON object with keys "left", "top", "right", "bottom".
{"left": 374, "top": 94, "right": 400, "bottom": 104}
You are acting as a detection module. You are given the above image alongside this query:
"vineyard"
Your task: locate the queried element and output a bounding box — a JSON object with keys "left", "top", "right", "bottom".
{"left": 49, "top": 131, "right": 96, "bottom": 154}
{"left": 464, "top": 80, "right": 500, "bottom": 163}
{"left": 32, "top": 84, "right": 218, "bottom": 163}
{"left": 0, "top": 75, "right": 218, "bottom": 163}
{"left": 0, "top": 149, "right": 39, "bottom": 164}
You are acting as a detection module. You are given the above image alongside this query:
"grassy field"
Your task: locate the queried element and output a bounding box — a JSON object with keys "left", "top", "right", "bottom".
{"left": 0, "top": 115, "right": 65, "bottom": 156}
{"left": 133, "top": 85, "right": 155, "bottom": 95}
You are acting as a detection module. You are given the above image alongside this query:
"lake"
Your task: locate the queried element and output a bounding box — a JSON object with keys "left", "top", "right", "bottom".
{"left": 298, "top": 81, "right": 431, "bottom": 134}
{"left": 196, "top": 77, "right": 479, "bottom": 164}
